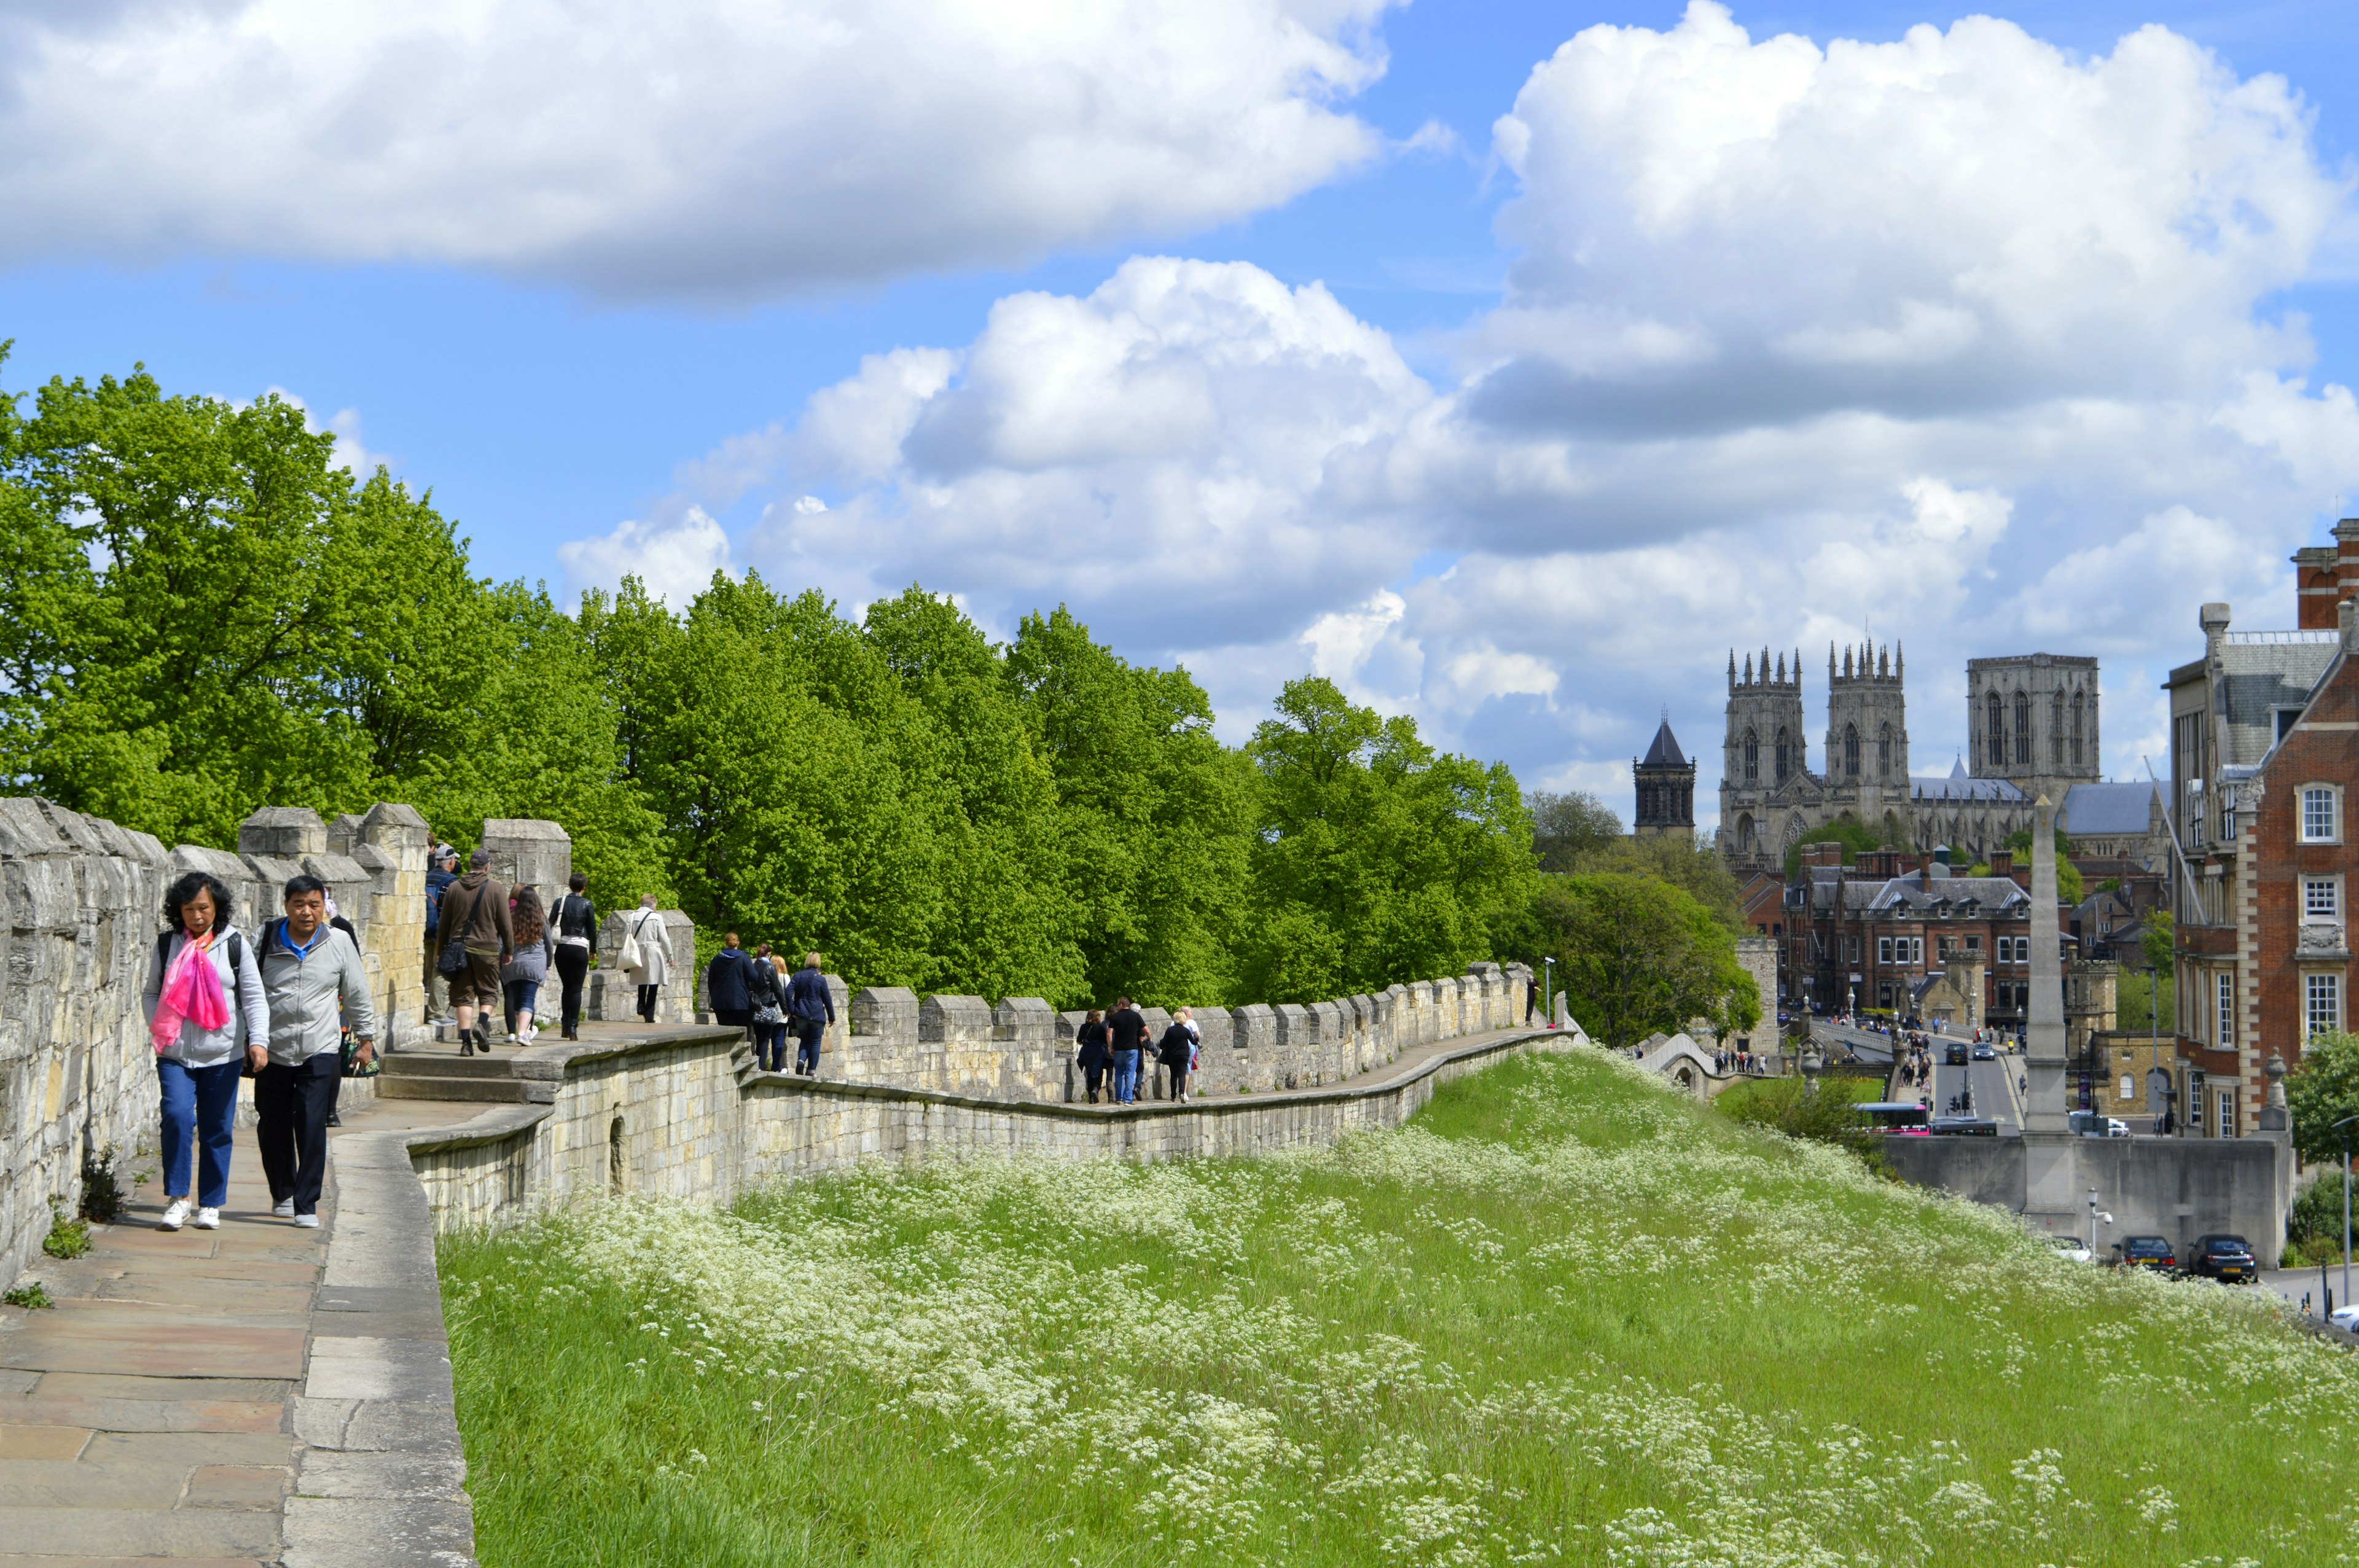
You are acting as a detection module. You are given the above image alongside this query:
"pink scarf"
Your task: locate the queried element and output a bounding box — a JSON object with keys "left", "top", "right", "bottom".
{"left": 152, "top": 931, "right": 229, "bottom": 1052}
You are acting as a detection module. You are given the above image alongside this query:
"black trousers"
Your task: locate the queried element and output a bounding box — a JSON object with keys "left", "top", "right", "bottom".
{"left": 638, "top": 983, "right": 661, "bottom": 1023}
{"left": 256, "top": 1050, "right": 340, "bottom": 1215}
{"left": 555, "top": 944, "right": 590, "bottom": 1035}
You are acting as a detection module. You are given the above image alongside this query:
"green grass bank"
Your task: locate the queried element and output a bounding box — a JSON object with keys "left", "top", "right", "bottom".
{"left": 441, "top": 1047, "right": 2357, "bottom": 1566}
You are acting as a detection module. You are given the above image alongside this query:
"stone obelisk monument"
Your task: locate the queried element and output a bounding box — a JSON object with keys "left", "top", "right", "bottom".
{"left": 2022, "top": 795, "right": 2069, "bottom": 1134}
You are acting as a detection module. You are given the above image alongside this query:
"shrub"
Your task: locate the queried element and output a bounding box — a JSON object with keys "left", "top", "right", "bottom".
{"left": 1, "top": 1282, "right": 52, "bottom": 1310}
{"left": 1718, "top": 1073, "right": 1892, "bottom": 1176}
{"left": 41, "top": 1201, "right": 90, "bottom": 1261}
{"left": 79, "top": 1142, "right": 125, "bottom": 1225}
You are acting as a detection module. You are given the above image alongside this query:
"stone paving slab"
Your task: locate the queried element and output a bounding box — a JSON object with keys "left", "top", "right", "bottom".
{"left": 0, "top": 1504, "right": 283, "bottom": 1556}
{"left": 0, "top": 1089, "right": 483, "bottom": 1564}
{"left": 0, "top": 1373, "right": 292, "bottom": 1435}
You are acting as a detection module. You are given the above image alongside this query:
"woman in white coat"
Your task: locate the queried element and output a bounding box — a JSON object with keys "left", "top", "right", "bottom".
{"left": 622, "top": 894, "right": 671, "bottom": 1024}
{"left": 141, "top": 870, "right": 270, "bottom": 1231}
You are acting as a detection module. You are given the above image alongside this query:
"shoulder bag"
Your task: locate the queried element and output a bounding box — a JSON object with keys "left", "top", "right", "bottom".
{"left": 436, "top": 884, "right": 472, "bottom": 976}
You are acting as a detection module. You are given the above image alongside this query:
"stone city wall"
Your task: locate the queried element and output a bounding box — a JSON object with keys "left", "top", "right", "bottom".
{"left": 0, "top": 796, "right": 429, "bottom": 1291}
{"left": 790, "top": 964, "right": 1533, "bottom": 1103}
{"left": 1884, "top": 1130, "right": 2294, "bottom": 1259}
{"left": 407, "top": 1019, "right": 1573, "bottom": 1232}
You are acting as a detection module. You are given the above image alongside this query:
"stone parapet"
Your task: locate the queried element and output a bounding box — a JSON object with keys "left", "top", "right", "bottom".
{"left": 402, "top": 1022, "right": 1568, "bottom": 1232}
{"left": 0, "top": 799, "right": 170, "bottom": 1291}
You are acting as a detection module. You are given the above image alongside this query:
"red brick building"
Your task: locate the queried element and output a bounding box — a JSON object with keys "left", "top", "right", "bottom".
{"left": 1782, "top": 844, "right": 2035, "bottom": 1024}
{"left": 2168, "top": 520, "right": 2359, "bottom": 1137}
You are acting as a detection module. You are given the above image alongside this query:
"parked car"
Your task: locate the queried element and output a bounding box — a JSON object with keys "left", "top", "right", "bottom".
{"left": 2067, "top": 1110, "right": 2132, "bottom": 1138}
{"left": 2186, "top": 1234, "right": 2258, "bottom": 1284}
{"left": 1972, "top": 1042, "right": 1997, "bottom": 1061}
{"left": 2330, "top": 1304, "right": 2359, "bottom": 1333}
{"left": 2050, "top": 1235, "right": 2094, "bottom": 1263}
{"left": 2116, "top": 1236, "right": 2175, "bottom": 1272}
{"left": 1946, "top": 1040, "right": 1970, "bottom": 1065}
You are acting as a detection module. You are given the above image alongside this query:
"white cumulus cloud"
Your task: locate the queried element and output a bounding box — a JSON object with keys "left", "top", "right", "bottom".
{"left": 560, "top": 6, "right": 2359, "bottom": 813}
{"left": 0, "top": 0, "right": 1398, "bottom": 298}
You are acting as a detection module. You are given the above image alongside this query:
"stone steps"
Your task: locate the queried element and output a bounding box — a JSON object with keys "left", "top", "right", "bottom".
{"left": 376, "top": 1050, "right": 533, "bottom": 1103}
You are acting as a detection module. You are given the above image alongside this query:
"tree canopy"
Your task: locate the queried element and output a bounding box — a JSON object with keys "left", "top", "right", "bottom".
{"left": 1501, "top": 872, "right": 1760, "bottom": 1048}
{"left": 0, "top": 353, "right": 1549, "bottom": 1012}
{"left": 2288, "top": 1033, "right": 2359, "bottom": 1167}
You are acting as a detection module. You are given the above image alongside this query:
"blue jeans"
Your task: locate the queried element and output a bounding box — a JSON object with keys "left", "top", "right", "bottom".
{"left": 793, "top": 1020, "right": 823, "bottom": 1076}
{"left": 158, "top": 1058, "right": 241, "bottom": 1208}
{"left": 1114, "top": 1050, "right": 1141, "bottom": 1104}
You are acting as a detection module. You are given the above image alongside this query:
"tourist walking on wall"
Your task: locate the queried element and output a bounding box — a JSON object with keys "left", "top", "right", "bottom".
{"left": 501, "top": 886, "right": 558, "bottom": 1045}
{"left": 143, "top": 871, "right": 269, "bottom": 1231}
{"left": 787, "top": 952, "right": 835, "bottom": 1077}
{"left": 1526, "top": 975, "right": 1539, "bottom": 1024}
{"left": 257, "top": 876, "right": 378, "bottom": 1228}
{"left": 1108, "top": 996, "right": 1147, "bottom": 1104}
{"left": 1076, "top": 1010, "right": 1109, "bottom": 1102}
{"left": 552, "top": 873, "right": 597, "bottom": 1041}
{"left": 747, "top": 943, "right": 789, "bottom": 1072}
{"left": 1157, "top": 1013, "right": 1194, "bottom": 1103}
{"left": 622, "top": 895, "right": 670, "bottom": 1023}
{"left": 423, "top": 849, "right": 457, "bottom": 1023}
{"left": 436, "top": 850, "right": 512, "bottom": 1055}
{"left": 707, "top": 932, "right": 758, "bottom": 1044}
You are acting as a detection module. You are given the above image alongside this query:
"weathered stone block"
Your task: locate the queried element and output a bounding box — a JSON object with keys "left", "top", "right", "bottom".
{"left": 240, "top": 805, "right": 327, "bottom": 859}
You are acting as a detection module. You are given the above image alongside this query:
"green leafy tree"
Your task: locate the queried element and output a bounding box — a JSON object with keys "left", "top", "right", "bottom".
{"left": 1528, "top": 789, "right": 1621, "bottom": 872}
{"left": 1521, "top": 872, "right": 1760, "bottom": 1048}
{"left": 2141, "top": 910, "right": 2175, "bottom": 977}
{"left": 1004, "top": 606, "right": 1253, "bottom": 1007}
{"left": 1242, "top": 678, "right": 1535, "bottom": 1003}
{"left": 2288, "top": 1032, "right": 2359, "bottom": 1166}
{"left": 1567, "top": 833, "right": 1746, "bottom": 931}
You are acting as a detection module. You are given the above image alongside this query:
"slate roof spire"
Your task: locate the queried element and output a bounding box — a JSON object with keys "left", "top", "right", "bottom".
{"left": 1642, "top": 716, "right": 1687, "bottom": 768}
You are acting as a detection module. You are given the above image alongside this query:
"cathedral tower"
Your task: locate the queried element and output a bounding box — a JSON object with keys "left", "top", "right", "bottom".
{"left": 1825, "top": 642, "right": 1909, "bottom": 825}
{"left": 1633, "top": 716, "right": 1694, "bottom": 842}
{"left": 1721, "top": 647, "right": 1808, "bottom": 868}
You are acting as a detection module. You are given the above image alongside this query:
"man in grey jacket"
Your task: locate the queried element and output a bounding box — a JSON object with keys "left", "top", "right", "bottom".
{"left": 257, "top": 875, "right": 378, "bottom": 1227}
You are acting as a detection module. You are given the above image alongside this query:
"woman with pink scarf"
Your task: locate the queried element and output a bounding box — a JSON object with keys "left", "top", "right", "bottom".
{"left": 140, "top": 871, "right": 269, "bottom": 1231}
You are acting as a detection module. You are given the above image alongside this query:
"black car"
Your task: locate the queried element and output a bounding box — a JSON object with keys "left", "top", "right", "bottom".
{"left": 2117, "top": 1235, "right": 2176, "bottom": 1273}
{"left": 2187, "top": 1234, "right": 2257, "bottom": 1284}
{"left": 1928, "top": 1116, "right": 1999, "bottom": 1136}
{"left": 1945, "top": 1040, "right": 1969, "bottom": 1065}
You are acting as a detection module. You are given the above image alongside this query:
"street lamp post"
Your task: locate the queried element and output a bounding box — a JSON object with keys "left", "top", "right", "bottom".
{"left": 1543, "top": 956, "right": 1555, "bottom": 1030}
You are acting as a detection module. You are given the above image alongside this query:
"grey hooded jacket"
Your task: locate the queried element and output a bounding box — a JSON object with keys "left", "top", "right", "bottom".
{"left": 257, "top": 920, "right": 380, "bottom": 1066}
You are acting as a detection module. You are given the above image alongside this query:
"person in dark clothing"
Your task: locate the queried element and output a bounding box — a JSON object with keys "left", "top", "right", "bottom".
{"left": 1106, "top": 996, "right": 1148, "bottom": 1104}
{"left": 785, "top": 953, "right": 836, "bottom": 1077}
{"left": 437, "top": 851, "right": 513, "bottom": 1055}
{"left": 1156, "top": 1016, "right": 1194, "bottom": 1102}
{"left": 1525, "top": 977, "right": 1539, "bottom": 1024}
{"left": 706, "top": 932, "right": 758, "bottom": 1045}
{"left": 552, "top": 873, "right": 597, "bottom": 1041}
{"left": 746, "top": 942, "right": 789, "bottom": 1072}
{"left": 423, "top": 851, "right": 458, "bottom": 1022}
{"left": 1074, "top": 1009, "right": 1109, "bottom": 1103}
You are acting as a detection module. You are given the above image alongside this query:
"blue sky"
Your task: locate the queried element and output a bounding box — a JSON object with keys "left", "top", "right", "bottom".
{"left": 6, "top": 1, "right": 2357, "bottom": 825}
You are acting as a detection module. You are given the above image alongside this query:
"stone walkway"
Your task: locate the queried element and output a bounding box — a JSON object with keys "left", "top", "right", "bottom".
{"left": 0, "top": 1090, "right": 479, "bottom": 1567}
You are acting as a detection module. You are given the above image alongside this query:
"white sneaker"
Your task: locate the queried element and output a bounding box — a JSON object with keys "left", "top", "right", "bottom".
{"left": 158, "top": 1198, "right": 190, "bottom": 1231}
{"left": 193, "top": 1207, "right": 220, "bottom": 1230}
{"left": 273, "top": 1199, "right": 295, "bottom": 1218}
{"left": 294, "top": 1214, "right": 321, "bottom": 1229}
{"left": 504, "top": 1032, "right": 518, "bottom": 1044}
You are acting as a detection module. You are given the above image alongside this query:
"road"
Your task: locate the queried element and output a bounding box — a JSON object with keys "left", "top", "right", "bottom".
{"left": 1924, "top": 1051, "right": 2025, "bottom": 1130}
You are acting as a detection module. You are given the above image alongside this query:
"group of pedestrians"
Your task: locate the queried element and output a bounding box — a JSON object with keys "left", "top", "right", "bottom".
{"left": 1712, "top": 1047, "right": 1756, "bottom": 1074}
{"left": 144, "top": 870, "right": 376, "bottom": 1231}
{"left": 1074, "top": 999, "right": 1200, "bottom": 1104}
{"left": 705, "top": 934, "right": 837, "bottom": 1075}
{"left": 425, "top": 844, "right": 655, "bottom": 1048}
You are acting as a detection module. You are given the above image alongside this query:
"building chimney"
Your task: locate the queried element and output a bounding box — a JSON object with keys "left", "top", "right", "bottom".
{"left": 2296, "top": 541, "right": 2343, "bottom": 629}
{"left": 1989, "top": 849, "right": 2013, "bottom": 878}
{"left": 2337, "top": 518, "right": 2359, "bottom": 618}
